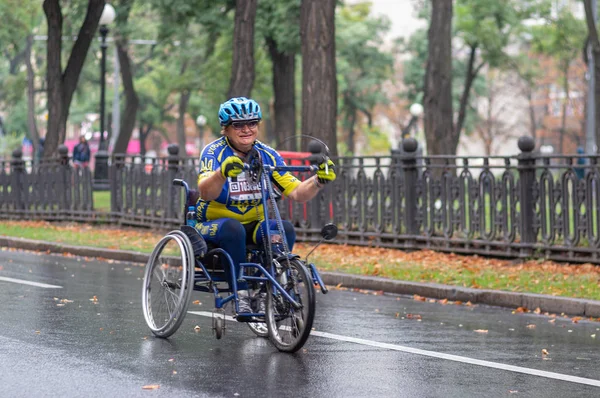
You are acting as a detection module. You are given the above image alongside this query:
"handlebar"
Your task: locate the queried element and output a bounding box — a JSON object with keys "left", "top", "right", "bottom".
{"left": 173, "top": 162, "right": 319, "bottom": 199}
{"left": 243, "top": 164, "right": 318, "bottom": 173}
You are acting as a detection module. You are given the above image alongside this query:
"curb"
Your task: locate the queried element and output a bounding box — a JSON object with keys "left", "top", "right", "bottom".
{"left": 2, "top": 236, "right": 599, "bottom": 318}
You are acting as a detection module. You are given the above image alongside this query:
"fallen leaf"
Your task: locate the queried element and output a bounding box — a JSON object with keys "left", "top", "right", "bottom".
{"left": 534, "top": 307, "right": 541, "bottom": 314}
{"left": 474, "top": 329, "right": 488, "bottom": 333}
{"left": 142, "top": 385, "right": 160, "bottom": 390}
{"left": 192, "top": 300, "right": 201, "bottom": 305}
{"left": 526, "top": 324, "right": 536, "bottom": 329}
{"left": 413, "top": 295, "right": 426, "bottom": 302}
{"left": 542, "top": 349, "right": 549, "bottom": 356}
{"left": 194, "top": 325, "right": 201, "bottom": 332}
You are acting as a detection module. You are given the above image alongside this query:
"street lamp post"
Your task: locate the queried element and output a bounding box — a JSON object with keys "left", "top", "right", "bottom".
{"left": 93, "top": 4, "right": 116, "bottom": 190}
{"left": 196, "top": 115, "right": 207, "bottom": 150}
{"left": 401, "top": 103, "right": 424, "bottom": 140}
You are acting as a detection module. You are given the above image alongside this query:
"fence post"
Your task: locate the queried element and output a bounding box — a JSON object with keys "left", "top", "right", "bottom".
{"left": 58, "top": 145, "right": 71, "bottom": 212}
{"left": 167, "top": 144, "right": 180, "bottom": 221}
{"left": 401, "top": 139, "right": 419, "bottom": 243}
{"left": 517, "top": 136, "right": 536, "bottom": 256}
{"left": 10, "top": 148, "right": 25, "bottom": 212}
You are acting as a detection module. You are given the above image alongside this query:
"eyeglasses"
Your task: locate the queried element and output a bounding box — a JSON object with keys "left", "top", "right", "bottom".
{"left": 231, "top": 121, "right": 259, "bottom": 130}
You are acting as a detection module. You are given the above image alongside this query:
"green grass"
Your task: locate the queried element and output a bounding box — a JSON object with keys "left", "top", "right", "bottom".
{"left": 0, "top": 222, "right": 161, "bottom": 253}
{"left": 305, "top": 255, "right": 600, "bottom": 302}
{"left": 3, "top": 212, "right": 600, "bottom": 302}
{"left": 93, "top": 191, "right": 111, "bottom": 212}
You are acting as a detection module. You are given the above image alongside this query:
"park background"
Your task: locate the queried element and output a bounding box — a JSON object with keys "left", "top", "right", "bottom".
{"left": 1, "top": 0, "right": 596, "bottom": 163}
{"left": 1, "top": 0, "right": 600, "bottom": 305}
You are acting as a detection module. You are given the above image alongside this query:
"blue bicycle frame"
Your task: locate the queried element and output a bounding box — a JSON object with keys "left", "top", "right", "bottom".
{"left": 174, "top": 161, "right": 328, "bottom": 320}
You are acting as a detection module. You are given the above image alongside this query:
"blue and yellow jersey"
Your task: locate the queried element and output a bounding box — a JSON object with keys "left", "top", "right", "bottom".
{"left": 196, "top": 137, "right": 301, "bottom": 223}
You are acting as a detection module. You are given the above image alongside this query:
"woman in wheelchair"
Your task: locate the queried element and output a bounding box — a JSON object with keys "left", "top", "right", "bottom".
{"left": 196, "top": 97, "right": 336, "bottom": 313}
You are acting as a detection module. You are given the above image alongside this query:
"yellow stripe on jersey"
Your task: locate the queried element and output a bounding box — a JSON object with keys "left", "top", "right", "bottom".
{"left": 272, "top": 171, "right": 300, "bottom": 196}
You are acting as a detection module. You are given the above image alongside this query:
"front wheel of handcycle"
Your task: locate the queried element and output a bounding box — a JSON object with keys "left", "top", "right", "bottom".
{"left": 265, "top": 259, "right": 315, "bottom": 352}
{"left": 142, "top": 230, "right": 195, "bottom": 338}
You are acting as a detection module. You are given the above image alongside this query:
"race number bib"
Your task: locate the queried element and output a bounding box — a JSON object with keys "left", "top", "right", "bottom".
{"left": 229, "top": 172, "right": 262, "bottom": 202}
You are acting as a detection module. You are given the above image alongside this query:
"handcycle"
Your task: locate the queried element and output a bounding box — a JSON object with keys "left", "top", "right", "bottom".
{"left": 141, "top": 148, "right": 336, "bottom": 353}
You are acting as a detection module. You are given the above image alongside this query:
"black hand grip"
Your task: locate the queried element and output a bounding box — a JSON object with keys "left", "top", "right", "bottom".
{"left": 172, "top": 179, "right": 184, "bottom": 186}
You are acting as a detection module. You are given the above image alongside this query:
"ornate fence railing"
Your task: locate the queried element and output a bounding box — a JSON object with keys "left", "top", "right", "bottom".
{"left": 1, "top": 137, "right": 599, "bottom": 264}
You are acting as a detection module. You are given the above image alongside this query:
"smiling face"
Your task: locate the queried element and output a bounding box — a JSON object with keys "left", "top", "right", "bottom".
{"left": 223, "top": 120, "right": 259, "bottom": 153}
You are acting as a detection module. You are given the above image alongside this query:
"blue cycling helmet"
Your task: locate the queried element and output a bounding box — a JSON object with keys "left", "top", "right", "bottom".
{"left": 218, "top": 97, "right": 262, "bottom": 126}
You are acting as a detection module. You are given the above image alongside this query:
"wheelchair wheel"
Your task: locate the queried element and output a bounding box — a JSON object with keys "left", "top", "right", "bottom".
{"left": 266, "top": 259, "right": 315, "bottom": 353}
{"left": 142, "top": 231, "right": 195, "bottom": 338}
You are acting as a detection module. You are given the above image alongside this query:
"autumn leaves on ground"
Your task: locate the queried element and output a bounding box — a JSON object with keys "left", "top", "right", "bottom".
{"left": 1, "top": 220, "right": 600, "bottom": 301}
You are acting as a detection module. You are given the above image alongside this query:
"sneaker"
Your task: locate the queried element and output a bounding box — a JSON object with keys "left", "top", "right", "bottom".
{"left": 238, "top": 290, "right": 252, "bottom": 314}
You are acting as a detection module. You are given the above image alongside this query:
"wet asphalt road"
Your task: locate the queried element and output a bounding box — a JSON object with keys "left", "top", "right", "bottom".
{"left": 1, "top": 250, "right": 600, "bottom": 397}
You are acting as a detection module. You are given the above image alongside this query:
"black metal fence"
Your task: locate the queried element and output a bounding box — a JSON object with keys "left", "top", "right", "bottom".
{"left": 1, "top": 137, "right": 600, "bottom": 264}
{"left": 0, "top": 146, "right": 94, "bottom": 222}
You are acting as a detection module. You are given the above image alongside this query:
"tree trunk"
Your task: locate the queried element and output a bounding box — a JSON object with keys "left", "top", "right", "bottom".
{"left": 139, "top": 123, "right": 152, "bottom": 157}
{"left": 300, "top": 0, "right": 338, "bottom": 156}
{"left": 43, "top": 0, "right": 64, "bottom": 159}
{"left": 423, "top": 0, "right": 453, "bottom": 156}
{"left": 346, "top": 108, "right": 357, "bottom": 154}
{"left": 266, "top": 36, "right": 296, "bottom": 150}
{"left": 43, "top": 0, "right": 105, "bottom": 158}
{"left": 227, "top": 0, "right": 257, "bottom": 98}
{"left": 25, "top": 35, "right": 40, "bottom": 156}
{"left": 584, "top": 0, "right": 600, "bottom": 152}
{"left": 527, "top": 86, "right": 537, "bottom": 143}
{"left": 113, "top": 39, "right": 139, "bottom": 155}
{"left": 177, "top": 90, "right": 191, "bottom": 155}
{"left": 455, "top": 44, "right": 484, "bottom": 143}
{"left": 560, "top": 63, "right": 570, "bottom": 154}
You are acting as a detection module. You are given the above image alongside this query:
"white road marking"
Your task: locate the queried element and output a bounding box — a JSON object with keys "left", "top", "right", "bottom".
{"left": 188, "top": 310, "right": 600, "bottom": 388}
{"left": 0, "top": 276, "right": 62, "bottom": 289}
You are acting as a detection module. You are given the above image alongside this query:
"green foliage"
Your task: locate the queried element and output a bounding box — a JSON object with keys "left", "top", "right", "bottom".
{"left": 455, "top": 0, "right": 552, "bottom": 68}
{"left": 336, "top": 2, "right": 394, "bottom": 152}
{"left": 529, "top": 8, "right": 587, "bottom": 70}
{"left": 401, "top": 27, "right": 485, "bottom": 135}
{"left": 402, "top": 0, "right": 551, "bottom": 136}
{"left": 0, "top": 131, "right": 25, "bottom": 157}
{"left": 257, "top": 0, "right": 301, "bottom": 53}
{"left": 364, "top": 126, "right": 391, "bottom": 155}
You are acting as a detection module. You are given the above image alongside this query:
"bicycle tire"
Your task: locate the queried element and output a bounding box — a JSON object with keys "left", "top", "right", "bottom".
{"left": 266, "top": 259, "right": 315, "bottom": 352}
